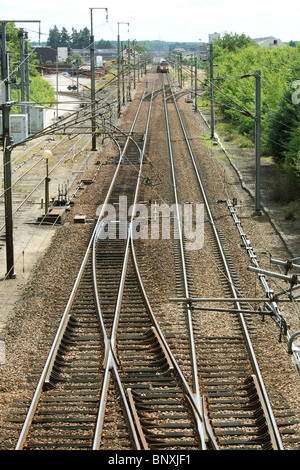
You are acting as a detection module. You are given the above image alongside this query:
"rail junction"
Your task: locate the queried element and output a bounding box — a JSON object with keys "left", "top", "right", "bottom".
{"left": 1, "top": 63, "right": 300, "bottom": 452}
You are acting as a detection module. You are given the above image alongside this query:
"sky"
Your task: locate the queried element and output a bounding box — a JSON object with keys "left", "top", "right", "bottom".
{"left": 1, "top": 0, "right": 299, "bottom": 44}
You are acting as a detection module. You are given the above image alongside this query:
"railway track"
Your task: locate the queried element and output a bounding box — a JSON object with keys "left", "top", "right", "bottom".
{"left": 160, "top": 72, "right": 284, "bottom": 450}
{"left": 14, "top": 75, "right": 149, "bottom": 450}
{"left": 10, "top": 67, "right": 298, "bottom": 451}
{"left": 0, "top": 68, "right": 125, "bottom": 237}
{"left": 14, "top": 72, "right": 207, "bottom": 451}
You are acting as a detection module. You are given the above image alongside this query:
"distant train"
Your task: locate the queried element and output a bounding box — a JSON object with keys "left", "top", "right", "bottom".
{"left": 157, "top": 59, "right": 169, "bottom": 73}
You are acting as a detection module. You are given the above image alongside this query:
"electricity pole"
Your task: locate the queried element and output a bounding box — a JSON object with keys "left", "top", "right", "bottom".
{"left": 24, "top": 32, "right": 30, "bottom": 133}
{"left": 128, "top": 39, "right": 131, "bottom": 101}
{"left": 254, "top": 70, "right": 261, "bottom": 215}
{"left": 190, "top": 54, "right": 193, "bottom": 100}
{"left": 239, "top": 70, "right": 263, "bottom": 215}
{"left": 209, "top": 43, "right": 215, "bottom": 139}
{"left": 117, "top": 28, "right": 120, "bottom": 117}
{"left": 133, "top": 40, "right": 136, "bottom": 89}
{"left": 179, "top": 52, "right": 183, "bottom": 88}
{"left": 1, "top": 22, "right": 16, "bottom": 278}
{"left": 18, "top": 29, "right": 26, "bottom": 114}
{"left": 117, "top": 22, "right": 129, "bottom": 117}
{"left": 1, "top": 20, "right": 40, "bottom": 279}
{"left": 90, "top": 8, "right": 108, "bottom": 151}
{"left": 121, "top": 41, "right": 125, "bottom": 105}
{"left": 194, "top": 56, "right": 197, "bottom": 113}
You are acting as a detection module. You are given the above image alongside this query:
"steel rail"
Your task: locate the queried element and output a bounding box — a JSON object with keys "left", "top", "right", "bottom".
{"left": 8, "top": 83, "right": 109, "bottom": 148}
{"left": 92, "top": 136, "right": 123, "bottom": 354}
{"left": 167, "top": 75, "right": 284, "bottom": 450}
{"left": 227, "top": 200, "right": 288, "bottom": 335}
{"left": 0, "top": 157, "right": 43, "bottom": 199}
{"left": 227, "top": 198, "right": 300, "bottom": 374}
{"left": 93, "top": 71, "right": 208, "bottom": 449}
{"left": 15, "top": 79, "right": 148, "bottom": 451}
{"left": 92, "top": 74, "right": 157, "bottom": 450}
{"left": 162, "top": 75, "right": 207, "bottom": 450}
{"left": 0, "top": 123, "right": 92, "bottom": 232}
{"left": 110, "top": 76, "right": 155, "bottom": 350}
{"left": 199, "top": 96, "right": 300, "bottom": 374}
{"left": 130, "top": 235, "right": 218, "bottom": 449}
{"left": 96, "top": 123, "right": 214, "bottom": 445}
{"left": 92, "top": 224, "right": 142, "bottom": 450}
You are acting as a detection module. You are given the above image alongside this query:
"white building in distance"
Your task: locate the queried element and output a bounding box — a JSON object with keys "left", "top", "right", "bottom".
{"left": 209, "top": 33, "right": 221, "bottom": 43}
{"left": 253, "top": 37, "right": 287, "bottom": 48}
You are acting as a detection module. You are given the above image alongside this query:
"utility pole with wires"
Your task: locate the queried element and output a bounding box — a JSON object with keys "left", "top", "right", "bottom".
{"left": 90, "top": 7, "right": 108, "bottom": 151}
{"left": 1, "top": 20, "right": 41, "bottom": 279}
{"left": 24, "top": 31, "right": 30, "bottom": 133}
{"left": 240, "top": 70, "right": 262, "bottom": 215}
{"left": 1, "top": 22, "right": 16, "bottom": 278}
{"left": 209, "top": 42, "right": 215, "bottom": 139}
{"left": 121, "top": 41, "right": 125, "bottom": 105}
{"left": 254, "top": 70, "right": 262, "bottom": 215}
{"left": 117, "top": 22, "right": 129, "bottom": 118}
{"left": 190, "top": 54, "right": 193, "bottom": 100}
{"left": 127, "top": 39, "right": 131, "bottom": 102}
{"left": 194, "top": 56, "right": 197, "bottom": 113}
{"left": 179, "top": 52, "right": 183, "bottom": 88}
{"left": 18, "top": 28, "right": 26, "bottom": 114}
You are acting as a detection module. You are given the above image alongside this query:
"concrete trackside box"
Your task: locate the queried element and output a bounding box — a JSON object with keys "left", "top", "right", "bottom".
{"left": 30, "top": 106, "right": 46, "bottom": 133}
{"left": 0, "top": 114, "right": 28, "bottom": 144}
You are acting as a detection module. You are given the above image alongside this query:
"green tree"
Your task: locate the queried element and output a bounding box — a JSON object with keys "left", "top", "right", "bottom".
{"left": 71, "top": 27, "right": 90, "bottom": 48}
{"left": 60, "top": 27, "right": 70, "bottom": 47}
{"left": 47, "top": 25, "right": 61, "bottom": 47}
{"left": 269, "top": 89, "right": 300, "bottom": 190}
{"left": 95, "top": 39, "right": 113, "bottom": 49}
{"left": 267, "top": 89, "right": 300, "bottom": 164}
{"left": 136, "top": 41, "right": 152, "bottom": 53}
{"left": 5, "top": 23, "right": 55, "bottom": 109}
{"left": 214, "top": 32, "right": 255, "bottom": 52}
{"left": 208, "top": 33, "right": 300, "bottom": 193}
